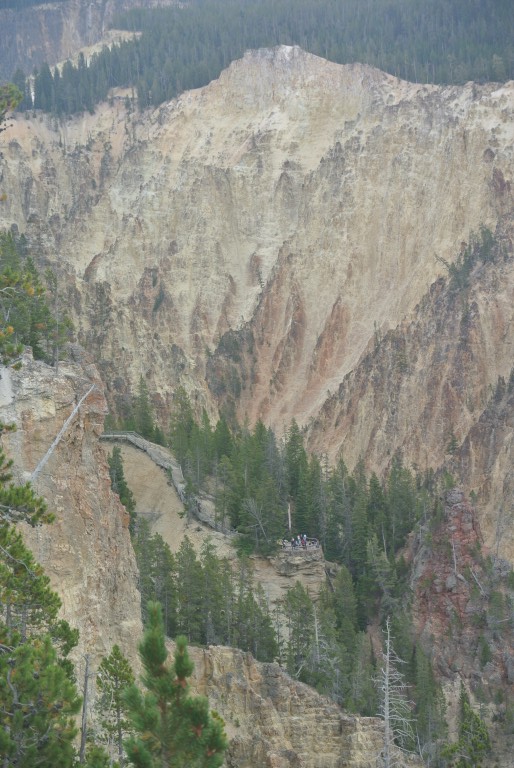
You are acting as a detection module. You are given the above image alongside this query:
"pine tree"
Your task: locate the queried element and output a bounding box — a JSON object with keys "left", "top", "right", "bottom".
{"left": 413, "top": 643, "right": 446, "bottom": 764}
{"left": 96, "top": 645, "right": 135, "bottom": 767}
{"left": 350, "top": 632, "right": 377, "bottom": 716}
{"left": 108, "top": 446, "right": 136, "bottom": 535}
{"left": 123, "top": 602, "right": 228, "bottom": 768}
{"left": 443, "top": 685, "right": 491, "bottom": 768}
{"left": 134, "top": 376, "right": 155, "bottom": 440}
{"left": 175, "top": 537, "right": 203, "bottom": 643}
{"left": 169, "top": 386, "right": 195, "bottom": 465}
{"left": 0, "top": 633, "right": 81, "bottom": 767}
{"left": 284, "top": 581, "right": 315, "bottom": 680}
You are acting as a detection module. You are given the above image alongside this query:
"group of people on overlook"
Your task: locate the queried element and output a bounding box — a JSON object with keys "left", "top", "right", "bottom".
{"left": 282, "top": 534, "right": 319, "bottom": 550}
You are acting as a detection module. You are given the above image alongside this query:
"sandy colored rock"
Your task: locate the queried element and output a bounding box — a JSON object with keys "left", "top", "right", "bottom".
{"left": 0, "top": 46, "right": 512, "bottom": 439}
{"left": 0, "top": 351, "right": 141, "bottom": 670}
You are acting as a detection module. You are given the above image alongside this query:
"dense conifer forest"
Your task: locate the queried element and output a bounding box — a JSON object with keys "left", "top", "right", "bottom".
{"left": 10, "top": 0, "right": 514, "bottom": 115}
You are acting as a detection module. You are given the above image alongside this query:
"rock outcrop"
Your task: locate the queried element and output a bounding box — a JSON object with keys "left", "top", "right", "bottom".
{"left": 186, "top": 643, "right": 421, "bottom": 768}
{"left": 0, "top": 349, "right": 142, "bottom": 667}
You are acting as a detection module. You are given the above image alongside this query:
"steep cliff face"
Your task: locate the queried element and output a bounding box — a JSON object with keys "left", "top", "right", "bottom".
{"left": 186, "top": 644, "right": 420, "bottom": 768}
{"left": 0, "top": 47, "right": 512, "bottom": 437}
{"left": 0, "top": 0, "right": 177, "bottom": 81}
{"left": 0, "top": 349, "right": 142, "bottom": 666}
{"left": 308, "top": 230, "right": 514, "bottom": 559}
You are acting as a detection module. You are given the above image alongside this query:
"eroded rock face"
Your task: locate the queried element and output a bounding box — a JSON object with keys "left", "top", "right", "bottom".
{"left": 410, "top": 490, "right": 514, "bottom": 754}
{"left": 308, "top": 238, "right": 514, "bottom": 560}
{"left": 186, "top": 643, "right": 418, "bottom": 768}
{"left": 0, "top": 350, "right": 141, "bottom": 666}
{"left": 0, "top": 47, "right": 512, "bottom": 439}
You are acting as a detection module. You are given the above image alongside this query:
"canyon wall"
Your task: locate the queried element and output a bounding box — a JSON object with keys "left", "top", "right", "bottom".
{"left": 187, "top": 643, "right": 410, "bottom": 768}
{"left": 308, "top": 232, "right": 514, "bottom": 559}
{"left": 0, "top": 47, "right": 511, "bottom": 436}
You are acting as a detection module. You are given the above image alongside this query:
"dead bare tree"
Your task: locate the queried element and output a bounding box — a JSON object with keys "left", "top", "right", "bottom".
{"left": 376, "top": 618, "right": 415, "bottom": 768}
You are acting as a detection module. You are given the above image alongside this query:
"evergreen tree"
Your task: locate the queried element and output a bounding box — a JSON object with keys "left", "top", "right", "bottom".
{"left": 0, "top": 634, "right": 81, "bottom": 767}
{"left": 175, "top": 537, "right": 203, "bottom": 644}
{"left": 134, "top": 376, "right": 155, "bottom": 440}
{"left": 133, "top": 521, "right": 177, "bottom": 635}
{"left": 214, "top": 454, "right": 238, "bottom": 530}
{"left": 108, "top": 445, "right": 136, "bottom": 535}
{"left": 169, "top": 386, "right": 195, "bottom": 465}
{"left": 325, "top": 457, "right": 352, "bottom": 562}
{"left": 285, "top": 419, "right": 307, "bottom": 500}
{"left": 413, "top": 643, "right": 446, "bottom": 764}
{"left": 329, "top": 564, "right": 358, "bottom": 652}
{"left": 284, "top": 581, "right": 314, "bottom": 679}
{"left": 96, "top": 645, "right": 135, "bottom": 767}
{"left": 123, "top": 602, "right": 228, "bottom": 768}
{"left": 443, "top": 685, "right": 491, "bottom": 768}
{"left": 350, "top": 632, "right": 377, "bottom": 716}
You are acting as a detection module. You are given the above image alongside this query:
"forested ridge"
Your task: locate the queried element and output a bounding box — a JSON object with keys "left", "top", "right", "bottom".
{"left": 10, "top": 0, "right": 514, "bottom": 116}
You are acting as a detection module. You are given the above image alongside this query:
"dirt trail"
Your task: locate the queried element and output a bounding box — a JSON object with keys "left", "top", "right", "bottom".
{"left": 101, "top": 442, "right": 234, "bottom": 557}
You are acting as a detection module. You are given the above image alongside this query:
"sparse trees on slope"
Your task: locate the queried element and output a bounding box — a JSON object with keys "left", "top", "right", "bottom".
{"left": 0, "top": 83, "right": 21, "bottom": 131}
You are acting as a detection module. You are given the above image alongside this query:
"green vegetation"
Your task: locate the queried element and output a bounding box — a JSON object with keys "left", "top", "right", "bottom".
{"left": 0, "top": 231, "right": 73, "bottom": 366}
{"left": 123, "top": 602, "right": 228, "bottom": 768}
{"left": 0, "top": 82, "right": 21, "bottom": 129}
{"left": 436, "top": 226, "right": 501, "bottom": 294}
{"left": 108, "top": 375, "right": 166, "bottom": 446}
{"left": 95, "top": 645, "right": 135, "bottom": 767}
{"left": 14, "top": 0, "right": 514, "bottom": 116}
{"left": 108, "top": 445, "right": 136, "bottom": 534}
{"left": 133, "top": 526, "right": 278, "bottom": 662}
{"left": 443, "top": 686, "right": 491, "bottom": 767}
